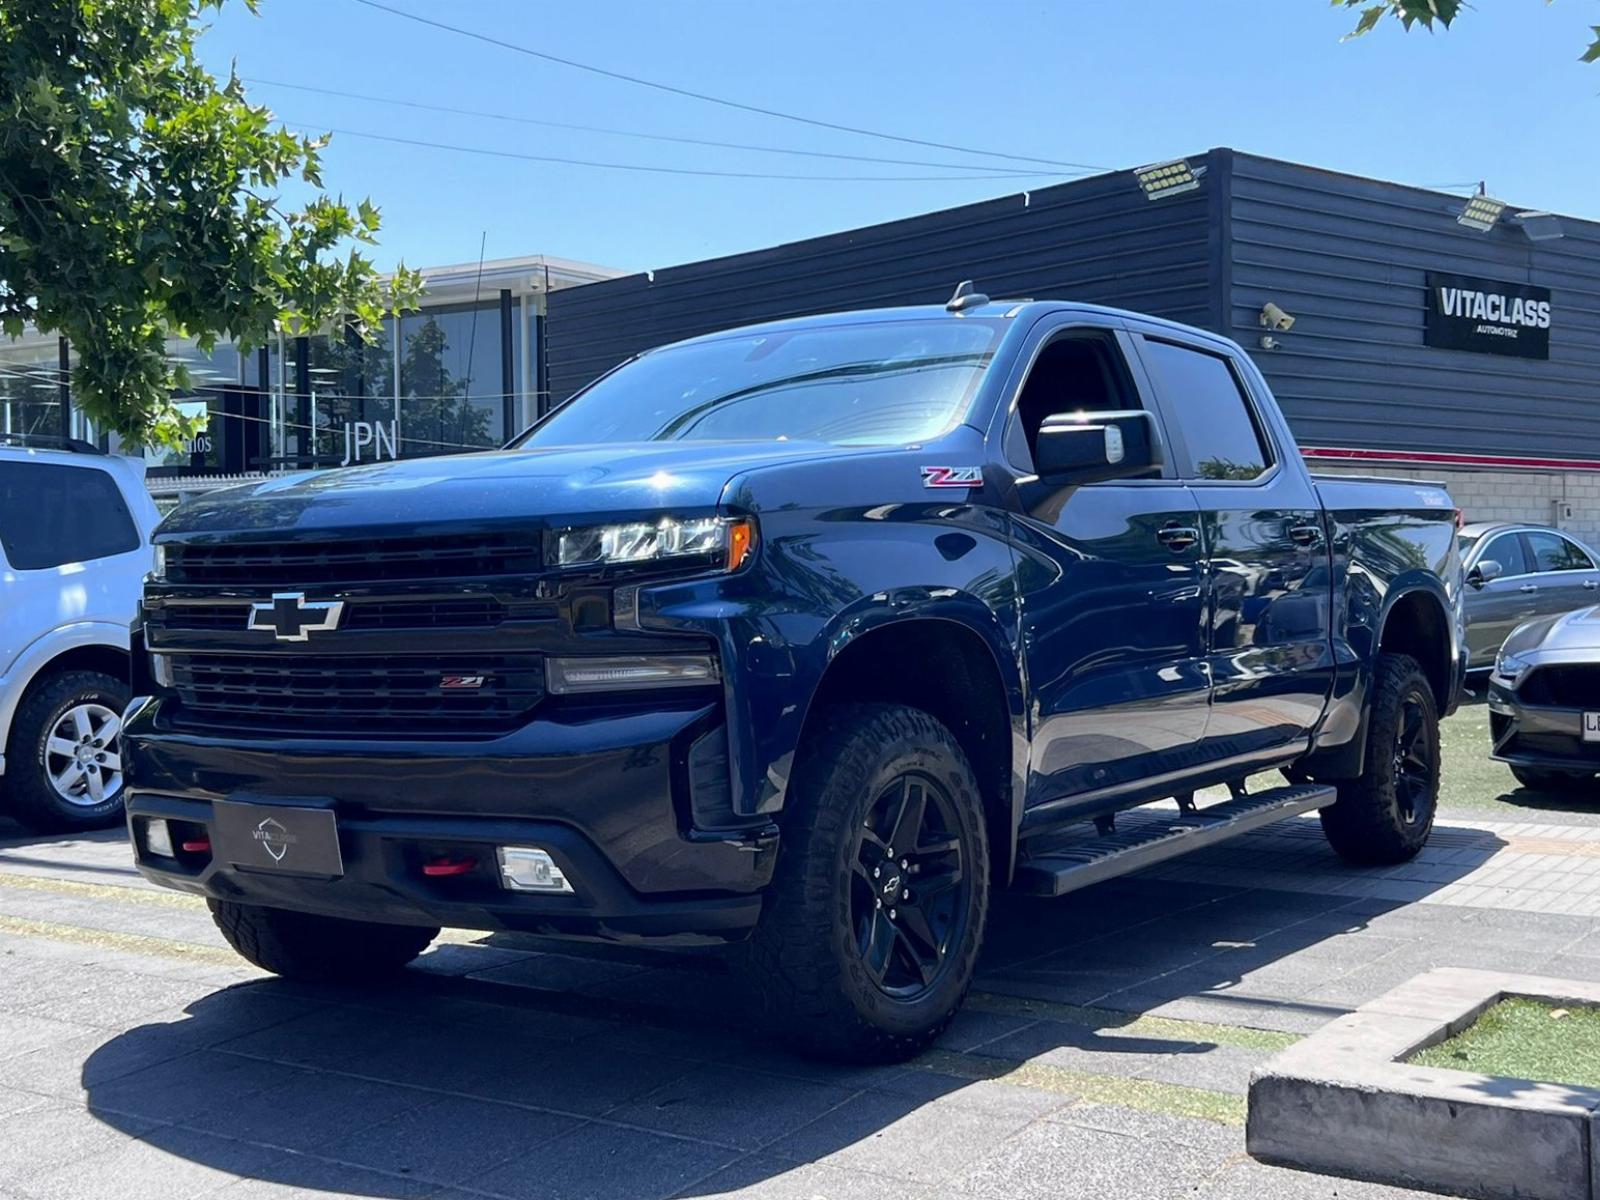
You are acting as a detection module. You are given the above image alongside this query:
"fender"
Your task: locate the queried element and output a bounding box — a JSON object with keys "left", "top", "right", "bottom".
{"left": 0, "top": 621, "right": 132, "bottom": 773}
{"left": 1305, "top": 573, "right": 1456, "bottom": 779}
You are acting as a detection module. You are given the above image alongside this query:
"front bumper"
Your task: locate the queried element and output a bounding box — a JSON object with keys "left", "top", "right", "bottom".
{"left": 123, "top": 696, "right": 777, "bottom": 945}
{"left": 1487, "top": 677, "right": 1600, "bottom": 773}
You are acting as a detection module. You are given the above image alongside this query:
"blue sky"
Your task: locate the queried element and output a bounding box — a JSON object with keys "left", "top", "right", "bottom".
{"left": 197, "top": 0, "right": 1600, "bottom": 275}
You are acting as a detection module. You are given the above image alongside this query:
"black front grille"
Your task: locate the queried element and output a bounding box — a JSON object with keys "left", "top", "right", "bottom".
{"left": 166, "top": 534, "right": 545, "bottom": 586}
{"left": 165, "top": 652, "right": 545, "bottom": 737}
{"left": 1520, "top": 665, "right": 1600, "bottom": 709}
{"left": 150, "top": 598, "right": 530, "bottom": 634}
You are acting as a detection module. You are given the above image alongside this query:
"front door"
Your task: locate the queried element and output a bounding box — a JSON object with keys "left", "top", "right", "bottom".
{"left": 1000, "top": 322, "right": 1211, "bottom": 817}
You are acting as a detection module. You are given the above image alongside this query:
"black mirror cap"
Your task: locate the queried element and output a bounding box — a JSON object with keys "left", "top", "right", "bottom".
{"left": 1034, "top": 409, "right": 1161, "bottom": 484}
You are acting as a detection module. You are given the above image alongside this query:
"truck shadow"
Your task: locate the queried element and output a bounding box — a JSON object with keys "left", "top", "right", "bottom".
{"left": 79, "top": 822, "right": 1516, "bottom": 1198}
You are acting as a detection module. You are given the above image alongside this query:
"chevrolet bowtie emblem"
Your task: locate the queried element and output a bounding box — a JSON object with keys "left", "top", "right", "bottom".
{"left": 246, "top": 593, "right": 346, "bottom": 642}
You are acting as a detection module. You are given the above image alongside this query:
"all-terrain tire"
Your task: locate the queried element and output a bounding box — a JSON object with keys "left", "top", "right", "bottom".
{"left": 6, "top": 669, "right": 129, "bottom": 834}
{"left": 208, "top": 899, "right": 438, "bottom": 982}
{"left": 1320, "top": 652, "right": 1439, "bottom": 865}
{"left": 740, "top": 702, "right": 990, "bottom": 1063}
{"left": 1510, "top": 765, "right": 1596, "bottom": 795}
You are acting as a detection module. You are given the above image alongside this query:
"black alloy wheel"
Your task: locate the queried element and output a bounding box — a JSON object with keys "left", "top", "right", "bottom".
{"left": 1320, "top": 652, "right": 1439, "bottom": 865}
{"left": 1392, "top": 693, "right": 1433, "bottom": 825}
{"left": 742, "top": 702, "right": 990, "bottom": 1062}
{"left": 851, "top": 772, "right": 971, "bottom": 998}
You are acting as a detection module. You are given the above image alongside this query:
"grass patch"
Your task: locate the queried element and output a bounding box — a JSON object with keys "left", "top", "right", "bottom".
{"left": 1409, "top": 997, "right": 1600, "bottom": 1089}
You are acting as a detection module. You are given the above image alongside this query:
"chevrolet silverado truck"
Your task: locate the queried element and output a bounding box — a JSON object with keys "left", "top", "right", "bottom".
{"left": 124, "top": 289, "right": 1466, "bottom": 1061}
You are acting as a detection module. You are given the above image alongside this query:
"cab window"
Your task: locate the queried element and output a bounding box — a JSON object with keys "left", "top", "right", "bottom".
{"left": 1140, "top": 339, "right": 1272, "bottom": 481}
{"left": 1006, "top": 331, "right": 1151, "bottom": 472}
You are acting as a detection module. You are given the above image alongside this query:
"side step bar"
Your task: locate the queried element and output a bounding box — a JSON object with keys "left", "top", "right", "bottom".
{"left": 1011, "top": 783, "right": 1337, "bottom": 898}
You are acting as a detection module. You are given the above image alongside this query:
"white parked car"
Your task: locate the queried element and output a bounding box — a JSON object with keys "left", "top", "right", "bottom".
{"left": 0, "top": 436, "right": 159, "bottom": 832}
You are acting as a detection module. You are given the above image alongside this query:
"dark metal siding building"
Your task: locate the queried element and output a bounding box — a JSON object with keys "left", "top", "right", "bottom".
{"left": 544, "top": 149, "right": 1600, "bottom": 540}
{"left": 547, "top": 150, "right": 1598, "bottom": 452}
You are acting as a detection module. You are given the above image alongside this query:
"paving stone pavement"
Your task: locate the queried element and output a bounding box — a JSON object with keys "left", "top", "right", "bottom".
{"left": 2, "top": 802, "right": 1598, "bottom": 1199}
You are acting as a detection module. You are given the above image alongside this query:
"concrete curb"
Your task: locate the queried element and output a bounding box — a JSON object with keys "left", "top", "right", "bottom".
{"left": 1247, "top": 968, "right": 1600, "bottom": 1200}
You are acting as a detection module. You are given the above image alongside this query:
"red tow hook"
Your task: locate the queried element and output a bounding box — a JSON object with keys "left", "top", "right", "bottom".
{"left": 422, "top": 856, "right": 477, "bottom": 878}
{"left": 181, "top": 837, "right": 212, "bottom": 854}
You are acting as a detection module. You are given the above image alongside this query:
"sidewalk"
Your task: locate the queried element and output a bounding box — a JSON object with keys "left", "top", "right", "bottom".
{"left": 3, "top": 804, "right": 1597, "bottom": 1199}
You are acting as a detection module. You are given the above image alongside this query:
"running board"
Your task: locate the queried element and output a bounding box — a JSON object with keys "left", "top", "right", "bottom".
{"left": 1011, "top": 783, "right": 1337, "bottom": 898}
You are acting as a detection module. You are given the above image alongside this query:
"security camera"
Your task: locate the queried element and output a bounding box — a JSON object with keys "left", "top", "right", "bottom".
{"left": 1260, "top": 302, "right": 1296, "bottom": 333}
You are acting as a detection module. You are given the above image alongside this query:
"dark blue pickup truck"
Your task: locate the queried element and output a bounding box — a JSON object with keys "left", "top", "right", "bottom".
{"left": 125, "top": 289, "right": 1466, "bottom": 1060}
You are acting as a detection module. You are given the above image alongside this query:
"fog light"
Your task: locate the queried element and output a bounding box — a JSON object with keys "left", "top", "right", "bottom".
{"left": 497, "top": 846, "right": 573, "bottom": 894}
{"left": 144, "top": 818, "right": 174, "bottom": 859}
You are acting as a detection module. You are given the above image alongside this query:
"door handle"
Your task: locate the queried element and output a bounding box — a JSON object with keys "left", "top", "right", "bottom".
{"left": 1519, "top": 583, "right": 1539, "bottom": 593}
{"left": 1156, "top": 523, "right": 1200, "bottom": 552}
{"left": 1287, "top": 522, "right": 1323, "bottom": 547}
{"left": 1585, "top": 580, "right": 1598, "bottom": 590}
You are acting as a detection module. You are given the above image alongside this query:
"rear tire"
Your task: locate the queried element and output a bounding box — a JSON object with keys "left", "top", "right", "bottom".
{"left": 741, "top": 703, "right": 989, "bottom": 1063}
{"left": 1320, "top": 653, "right": 1439, "bottom": 866}
{"left": 1511, "top": 765, "right": 1595, "bottom": 795}
{"left": 208, "top": 900, "right": 438, "bottom": 982}
{"left": 6, "top": 669, "right": 129, "bottom": 834}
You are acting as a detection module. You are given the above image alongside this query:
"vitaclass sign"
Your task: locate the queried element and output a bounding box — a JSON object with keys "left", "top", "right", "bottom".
{"left": 1425, "top": 272, "right": 1551, "bottom": 360}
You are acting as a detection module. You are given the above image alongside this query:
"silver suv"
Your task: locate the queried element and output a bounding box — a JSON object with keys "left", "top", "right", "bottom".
{"left": 0, "top": 436, "right": 159, "bottom": 832}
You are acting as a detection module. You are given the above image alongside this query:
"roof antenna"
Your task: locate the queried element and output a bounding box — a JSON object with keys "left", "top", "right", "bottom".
{"left": 946, "top": 280, "right": 990, "bottom": 313}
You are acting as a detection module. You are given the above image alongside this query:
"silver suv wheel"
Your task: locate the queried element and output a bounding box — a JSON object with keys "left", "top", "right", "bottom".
{"left": 44, "top": 702, "right": 123, "bottom": 807}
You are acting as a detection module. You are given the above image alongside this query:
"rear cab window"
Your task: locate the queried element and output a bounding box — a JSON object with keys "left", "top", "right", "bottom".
{"left": 1138, "top": 339, "right": 1273, "bottom": 481}
{"left": 0, "top": 459, "right": 140, "bottom": 570}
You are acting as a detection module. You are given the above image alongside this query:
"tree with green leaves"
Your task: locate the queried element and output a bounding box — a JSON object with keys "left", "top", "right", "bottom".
{"left": 1335, "top": 1, "right": 1600, "bottom": 63}
{"left": 0, "top": 0, "right": 420, "bottom": 450}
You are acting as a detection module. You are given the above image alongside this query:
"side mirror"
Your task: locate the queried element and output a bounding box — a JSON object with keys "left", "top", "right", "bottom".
{"left": 1468, "top": 559, "right": 1504, "bottom": 588}
{"left": 1034, "top": 409, "right": 1161, "bottom": 485}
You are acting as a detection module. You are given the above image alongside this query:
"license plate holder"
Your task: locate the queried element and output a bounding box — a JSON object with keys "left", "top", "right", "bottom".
{"left": 211, "top": 800, "right": 343, "bottom": 877}
{"left": 1585, "top": 712, "right": 1600, "bottom": 744}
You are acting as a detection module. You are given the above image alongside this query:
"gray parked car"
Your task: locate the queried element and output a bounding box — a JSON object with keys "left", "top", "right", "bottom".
{"left": 1460, "top": 522, "right": 1600, "bottom": 671}
{"left": 1488, "top": 604, "right": 1599, "bottom": 792}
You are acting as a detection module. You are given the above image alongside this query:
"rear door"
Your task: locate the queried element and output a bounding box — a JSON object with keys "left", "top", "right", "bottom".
{"left": 1465, "top": 531, "right": 1537, "bottom": 667}
{"left": 1131, "top": 333, "right": 1335, "bottom": 764}
{"left": 1524, "top": 530, "right": 1600, "bottom": 620}
{"left": 998, "top": 317, "right": 1211, "bottom": 816}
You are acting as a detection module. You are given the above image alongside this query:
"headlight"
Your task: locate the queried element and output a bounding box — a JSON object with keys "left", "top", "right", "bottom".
{"left": 146, "top": 543, "right": 167, "bottom": 583}
{"left": 551, "top": 516, "right": 756, "bottom": 572}
{"left": 1494, "top": 650, "right": 1534, "bottom": 685}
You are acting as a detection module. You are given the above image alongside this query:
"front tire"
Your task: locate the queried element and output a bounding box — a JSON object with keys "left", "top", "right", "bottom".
{"left": 1511, "top": 765, "right": 1595, "bottom": 795}
{"left": 5, "top": 669, "right": 129, "bottom": 834}
{"left": 1320, "top": 652, "right": 1439, "bottom": 865}
{"left": 208, "top": 900, "right": 438, "bottom": 982}
{"left": 742, "top": 703, "right": 989, "bottom": 1063}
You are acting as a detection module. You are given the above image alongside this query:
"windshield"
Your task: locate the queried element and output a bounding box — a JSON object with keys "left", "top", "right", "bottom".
{"left": 1456, "top": 532, "right": 1481, "bottom": 558}
{"left": 516, "top": 318, "right": 1004, "bottom": 448}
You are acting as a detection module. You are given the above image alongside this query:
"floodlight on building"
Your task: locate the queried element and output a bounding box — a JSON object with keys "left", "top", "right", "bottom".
{"left": 1508, "top": 211, "right": 1565, "bottom": 242}
{"left": 1456, "top": 193, "right": 1507, "bottom": 232}
{"left": 1134, "top": 159, "right": 1204, "bottom": 201}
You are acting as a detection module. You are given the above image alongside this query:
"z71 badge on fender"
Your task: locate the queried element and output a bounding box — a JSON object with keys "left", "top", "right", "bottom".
{"left": 921, "top": 465, "right": 982, "bottom": 488}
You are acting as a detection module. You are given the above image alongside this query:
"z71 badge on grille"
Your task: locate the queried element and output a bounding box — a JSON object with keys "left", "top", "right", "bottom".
{"left": 920, "top": 465, "right": 982, "bottom": 488}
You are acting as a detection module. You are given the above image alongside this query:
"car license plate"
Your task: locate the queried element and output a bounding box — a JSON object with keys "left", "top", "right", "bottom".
{"left": 1585, "top": 712, "right": 1600, "bottom": 744}
{"left": 211, "top": 800, "right": 343, "bottom": 877}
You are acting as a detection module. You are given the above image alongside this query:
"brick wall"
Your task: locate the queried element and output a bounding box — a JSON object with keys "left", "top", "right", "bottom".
{"left": 1308, "top": 461, "right": 1600, "bottom": 547}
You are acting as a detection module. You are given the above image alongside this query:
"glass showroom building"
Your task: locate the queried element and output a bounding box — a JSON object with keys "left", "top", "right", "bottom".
{"left": 0, "top": 254, "right": 620, "bottom": 475}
